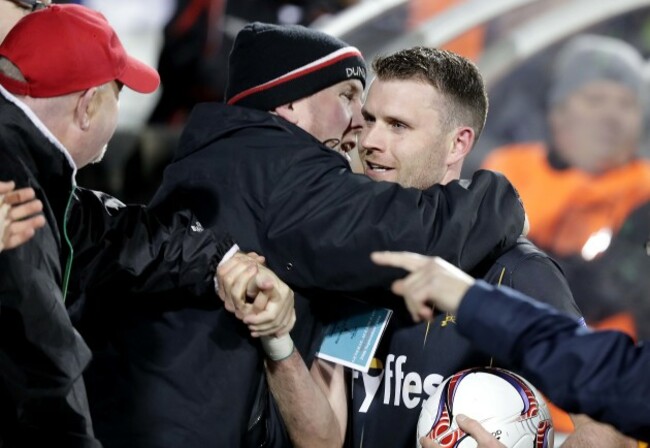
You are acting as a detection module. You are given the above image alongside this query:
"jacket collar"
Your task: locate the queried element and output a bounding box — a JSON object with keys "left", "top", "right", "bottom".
{"left": 0, "top": 84, "right": 77, "bottom": 187}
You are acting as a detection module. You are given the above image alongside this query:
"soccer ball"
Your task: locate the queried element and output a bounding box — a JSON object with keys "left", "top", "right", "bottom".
{"left": 416, "top": 367, "right": 553, "bottom": 448}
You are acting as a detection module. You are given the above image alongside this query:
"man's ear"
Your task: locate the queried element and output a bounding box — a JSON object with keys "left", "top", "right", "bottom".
{"left": 273, "top": 102, "right": 298, "bottom": 124}
{"left": 74, "top": 87, "right": 99, "bottom": 131}
{"left": 446, "top": 126, "right": 475, "bottom": 166}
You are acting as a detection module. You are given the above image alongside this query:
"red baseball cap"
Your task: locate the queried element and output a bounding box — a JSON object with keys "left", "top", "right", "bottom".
{"left": 0, "top": 4, "right": 160, "bottom": 97}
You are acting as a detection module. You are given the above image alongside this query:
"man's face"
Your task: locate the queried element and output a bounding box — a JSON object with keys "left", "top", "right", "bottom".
{"left": 550, "top": 80, "right": 642, "bottom": 173}
{"left": 291, "top": 79, "right": 364, "bottom": 162}
{"left": 360, "top": 78, "right": 453, "bottom": 189}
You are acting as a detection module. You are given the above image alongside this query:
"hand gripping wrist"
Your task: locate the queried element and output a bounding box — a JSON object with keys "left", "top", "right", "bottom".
{"left": 261, "top": 334, "right": 294, "bottom": 362}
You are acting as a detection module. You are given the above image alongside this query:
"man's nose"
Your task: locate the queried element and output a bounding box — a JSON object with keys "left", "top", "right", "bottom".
{"left": 350, "top": 100, "right": 364, "bottom": 130}
{"left": 359, "top": 124, "right": 385, "bottom": 155}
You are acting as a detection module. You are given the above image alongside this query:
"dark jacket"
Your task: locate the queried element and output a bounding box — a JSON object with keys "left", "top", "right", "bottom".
{"left": 346, "top": 237, "right": 581, "bottom": 448}
{"left": 0, "top": 90, "right": 101, "bottom": 448}
{"left": 84, "top": 102, "right": 525, "bottom": 447}
{"left": 458, "top": 281, "right": 650, "bottom": 442}
{"left": 0, "top": 89, "right": 234, "bottom": 448}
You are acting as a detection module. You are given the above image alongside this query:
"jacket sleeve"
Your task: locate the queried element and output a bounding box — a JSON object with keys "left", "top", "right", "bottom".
{"left": 261, "top": 147, "right": 525, "bottom": 293}
{"left": 67, "top": 188, "right": 235, "bottom": 298}
{"left": 457, "top": 281, "right": 650, "bottom": 442}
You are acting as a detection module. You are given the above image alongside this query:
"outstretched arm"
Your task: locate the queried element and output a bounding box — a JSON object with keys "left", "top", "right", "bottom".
{"left": 67, "top": 187, "right": 236, "bottom": 299}
{"left": 262, "top": 155, "right": 524, "bottom": 295}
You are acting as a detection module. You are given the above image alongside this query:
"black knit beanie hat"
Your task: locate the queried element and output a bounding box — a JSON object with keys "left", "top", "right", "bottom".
{"left": 225, "top": 22, "right": 366, "bottom": 111}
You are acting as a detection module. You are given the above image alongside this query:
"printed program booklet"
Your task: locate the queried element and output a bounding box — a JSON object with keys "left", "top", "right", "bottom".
{"left": 316, "top": 300, "right": 392, "bottom": 372}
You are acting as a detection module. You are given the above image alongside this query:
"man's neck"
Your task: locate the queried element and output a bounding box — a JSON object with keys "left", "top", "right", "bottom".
{"left": 438, "top": 167, "right": 462, "bottom": 186}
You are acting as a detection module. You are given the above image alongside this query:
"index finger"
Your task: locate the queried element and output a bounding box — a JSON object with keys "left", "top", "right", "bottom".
{"left": 4, "top": 187, "right": 36, "bottom": 205}
{"left": 370, "top": 251, "right": 430, "bottom": 272}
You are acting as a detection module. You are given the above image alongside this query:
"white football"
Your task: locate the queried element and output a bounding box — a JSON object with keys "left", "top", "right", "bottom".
{"left": 416, "top": 367, "right": 553, "bottom": 448}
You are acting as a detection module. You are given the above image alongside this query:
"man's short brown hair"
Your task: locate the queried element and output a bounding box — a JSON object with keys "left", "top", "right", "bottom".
{"left": 372, "top": 47, "right": 488, "bottom": 142}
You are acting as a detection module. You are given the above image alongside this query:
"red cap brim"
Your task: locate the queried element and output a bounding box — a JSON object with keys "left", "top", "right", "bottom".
{"left": 119, "top": 55, "right": 160, "bottom": 94}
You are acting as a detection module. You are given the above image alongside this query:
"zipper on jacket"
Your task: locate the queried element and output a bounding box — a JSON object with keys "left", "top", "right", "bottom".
{"left": 61, "top": 187, "right": 75, "bottom": 302}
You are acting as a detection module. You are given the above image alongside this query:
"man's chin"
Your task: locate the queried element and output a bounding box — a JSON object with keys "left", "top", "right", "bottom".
{"left": 90, "top": 146, "right": 108, "bottom": 165}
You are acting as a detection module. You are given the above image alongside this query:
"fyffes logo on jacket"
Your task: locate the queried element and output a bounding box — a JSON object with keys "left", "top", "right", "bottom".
{"left": 353, "top": 354, "right": 443, "bottom": 413}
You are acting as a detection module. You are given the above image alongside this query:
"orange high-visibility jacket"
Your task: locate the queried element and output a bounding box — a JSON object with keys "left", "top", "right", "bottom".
{"left": 483, "top": 142, "right": 650, "bottom": 257}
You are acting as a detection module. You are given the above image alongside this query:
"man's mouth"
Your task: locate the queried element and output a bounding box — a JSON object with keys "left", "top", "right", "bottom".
{"left": 365, "top": 161, "right": 394, "bottom": 173}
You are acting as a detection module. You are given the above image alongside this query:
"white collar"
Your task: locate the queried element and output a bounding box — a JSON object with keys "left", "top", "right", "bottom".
{"left": 0, "top": 83, "right": 77, "bottom": 184}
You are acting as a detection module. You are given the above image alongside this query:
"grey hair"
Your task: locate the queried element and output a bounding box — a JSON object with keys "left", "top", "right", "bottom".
{"left": 0, "top": 57, "right": 26, "bottom": 82}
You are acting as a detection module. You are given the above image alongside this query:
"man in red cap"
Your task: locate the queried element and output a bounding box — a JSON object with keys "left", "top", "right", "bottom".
{"left": 0, "top": 4, "right": 243, "bottom": 447}
{"left": 0, "top": 4, "right": 156, "bottom": 447}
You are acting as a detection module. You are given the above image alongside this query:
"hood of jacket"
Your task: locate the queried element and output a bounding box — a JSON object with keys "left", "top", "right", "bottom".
{"left": 173, "top": 102, "right": 321, "bottom": 162}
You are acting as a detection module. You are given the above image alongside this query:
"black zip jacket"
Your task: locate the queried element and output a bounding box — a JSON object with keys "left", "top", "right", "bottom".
{"left": 0, "top": 89, "right": 233, "bottom": 447}
{"left": 82, "top": 102, "right": 524, "bottom": 448}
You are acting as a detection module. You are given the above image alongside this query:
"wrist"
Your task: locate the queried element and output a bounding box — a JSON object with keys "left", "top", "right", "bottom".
{"left": 261, "top": 334, "right": 294, "bottom": 362}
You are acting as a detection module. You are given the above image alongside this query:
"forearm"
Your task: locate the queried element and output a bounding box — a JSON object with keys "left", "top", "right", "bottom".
{"left": 563, "top": 415, "right": 638, "bottom": 448}
{"left": 458, "top": 282, "right": 650, "bottom": 440}
{"left": 263, "top": 167, "right": 523, "bottom": 293}
{"left": 70, "top": 188, "right": 235, "bottom": 296}
{"left": 266, "top": 351, "right": 344, "bottom": 448}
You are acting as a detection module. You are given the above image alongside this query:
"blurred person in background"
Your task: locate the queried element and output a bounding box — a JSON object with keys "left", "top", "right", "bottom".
{"left": 482, "top": 34, "right": 650, "bottom": 439}
{"left": 483, "top": 34, "right": 650, "bottom": 336}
